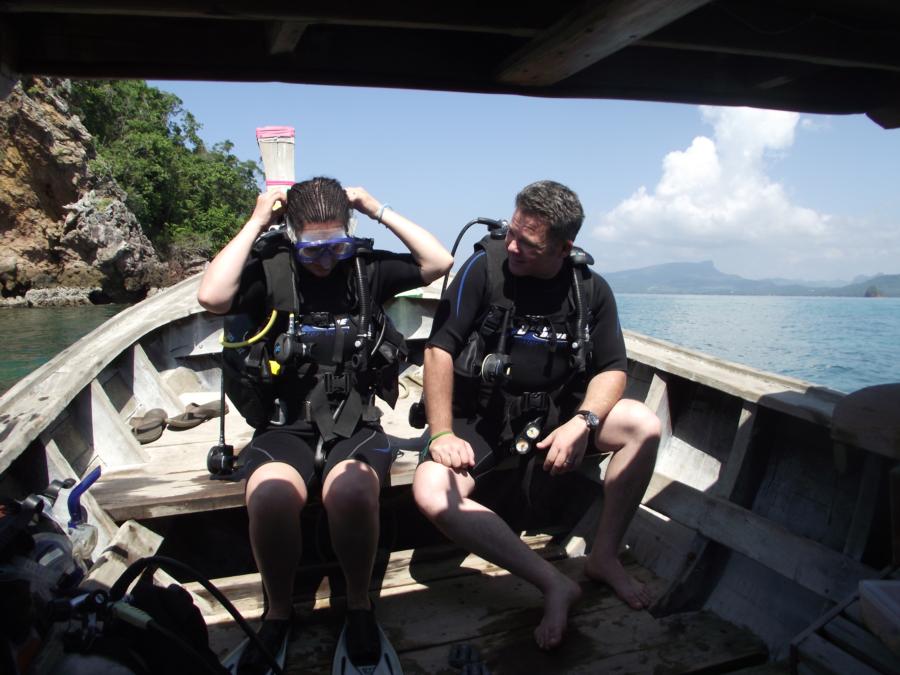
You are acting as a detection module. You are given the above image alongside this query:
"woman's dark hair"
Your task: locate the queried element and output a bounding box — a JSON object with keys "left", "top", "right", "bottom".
{"left": 285, "top": 176, "right": 349, "bottom": 242}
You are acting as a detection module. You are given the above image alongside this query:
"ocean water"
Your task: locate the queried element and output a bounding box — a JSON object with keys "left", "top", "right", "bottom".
{"left": 617, "top": 294, "right": 900, "bottom": 393}
{"left": 1, "top": 296, "right": 898, "bottom": 397}
{"left": 0, "top": 305, "right": 125, "bottom": 396}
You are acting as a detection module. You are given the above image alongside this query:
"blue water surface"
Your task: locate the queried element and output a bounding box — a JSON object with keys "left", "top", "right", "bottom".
{"left": 617, "top": 294, "right": 900, "bottom": 393}
{"left": 0, "top": 305, "right": 124, "bottom": 396}
{"left": 1, "top": 296, "right": 897, "bottom": 397}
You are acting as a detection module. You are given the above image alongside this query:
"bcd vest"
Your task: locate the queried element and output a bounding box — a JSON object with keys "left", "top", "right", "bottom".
{"left": 452, "top": 235, "right": 595, "bottom": 445}
{"left": 222, "top": 232, "right": 407, "bottom": 440}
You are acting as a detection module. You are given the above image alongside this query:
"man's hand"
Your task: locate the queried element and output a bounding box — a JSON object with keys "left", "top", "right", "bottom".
{"left": 428, "top": 433, "right": 475, "bottom": 470}
{"left": 536, "top": 417, "right": 592, "bottom": 475}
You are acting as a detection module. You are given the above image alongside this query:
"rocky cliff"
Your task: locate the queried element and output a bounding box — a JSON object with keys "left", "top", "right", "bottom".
{"left": 0, "top": 78, "right": 169, "bottom": 306}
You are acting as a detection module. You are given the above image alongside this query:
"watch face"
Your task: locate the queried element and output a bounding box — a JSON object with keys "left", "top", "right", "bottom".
{"left": 579, "top": 410, "right": 599, "bottom": 428}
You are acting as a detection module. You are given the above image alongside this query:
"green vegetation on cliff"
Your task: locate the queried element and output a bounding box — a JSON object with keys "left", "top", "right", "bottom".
{"left": 68, "top": 80, "right": 260, "bottom": 257}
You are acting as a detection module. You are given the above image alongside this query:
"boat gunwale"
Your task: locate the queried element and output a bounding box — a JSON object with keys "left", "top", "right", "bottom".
{"left": 1, "top": 274, "right": 847, "bottom": 476}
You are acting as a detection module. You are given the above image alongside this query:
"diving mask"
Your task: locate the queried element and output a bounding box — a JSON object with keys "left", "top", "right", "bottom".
{"left": 294, "top": 237, "right": 360, "bottom": 263}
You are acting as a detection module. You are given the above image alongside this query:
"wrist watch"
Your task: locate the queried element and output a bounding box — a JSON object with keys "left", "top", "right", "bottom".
{"left": 575, "top": 409, "right": 600, "bottom": 430}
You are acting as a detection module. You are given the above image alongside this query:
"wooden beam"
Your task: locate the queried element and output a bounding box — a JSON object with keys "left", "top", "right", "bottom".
{"left": 794, "top": 632, "right": 882, "bottom": 675}
{"left": 831, "top": 383, "right": 900, "bottom": 460}
{"left": 125, "top": 343, "right": 183, "bottom": 418}
{"left": 638, "top": 38, "right": 900, "bottom": 74}
{"left": 73, "top": 379, "right": 150, "bottom": 469}
{"left": 624, "top": 331, "right": 841, "bottom": 427}
{"left": 81, "top": 519, "right": 162, "bottom": 591}
{"left": 266, "top": 21, "right": 307, "bottom": 55}
{"left": 892, "top": 465, "right": 900, "bottom": 566}
{"left": 496, "top": 0, "right": 712, "bottom": 86}
{"left": 643, "top": 473, "right": 877, "bottom": 602}
{"left": 842, "top": 453, "right": 884, "bottom": 561}
{"left": 0, "top": 2, "right": 541, "bottom": 37}
{"left": 644, "top": 372, "right": 672, "bottom": 452}
{"left": 0, "top": 274, "right": 204, "bottom": 476}
{"left": 652, "top": 401, "right": 756, "bottom": 614}
{"left": 712, "top": 401, "right": 756, "bottom": 498}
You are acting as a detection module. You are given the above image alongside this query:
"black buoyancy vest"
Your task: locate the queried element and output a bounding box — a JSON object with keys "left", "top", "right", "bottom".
{"left": 452, "top": 234, "right": 595, "bottom": 440}
{"left": 222, "top": 233, "right": 407, "bottom": 439}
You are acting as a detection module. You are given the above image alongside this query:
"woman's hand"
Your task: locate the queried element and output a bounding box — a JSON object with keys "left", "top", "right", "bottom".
{"left": 247, "top": 191, "right": 285, "bottom": 232}
{"left": 345, "top": 186, "right": 381, "bottom": 221}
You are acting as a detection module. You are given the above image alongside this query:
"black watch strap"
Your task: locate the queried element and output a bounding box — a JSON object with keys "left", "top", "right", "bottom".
{"left": 575, "top": 409, "right": 600, "bottom": 429}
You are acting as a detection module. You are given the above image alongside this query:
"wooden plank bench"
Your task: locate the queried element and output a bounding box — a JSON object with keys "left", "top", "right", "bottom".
{"left": 91, "top": 401, "right": 426, "bottom": 521}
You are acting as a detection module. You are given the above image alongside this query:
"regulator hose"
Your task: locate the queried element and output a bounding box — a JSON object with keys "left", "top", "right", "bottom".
{"left": 110, "top": 555, "right": 284, "bottom": 675}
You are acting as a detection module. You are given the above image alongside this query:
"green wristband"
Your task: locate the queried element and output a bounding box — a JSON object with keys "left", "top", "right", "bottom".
{"left": 421, "top": 430, "right": 453, "bottom": 461}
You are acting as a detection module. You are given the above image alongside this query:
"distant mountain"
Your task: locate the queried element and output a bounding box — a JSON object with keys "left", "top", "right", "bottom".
{"left": 826, "top": 274, "right": 900, "bottom": 297}
{"left": 602, "top": 261, "right": 900, "bottom": 297}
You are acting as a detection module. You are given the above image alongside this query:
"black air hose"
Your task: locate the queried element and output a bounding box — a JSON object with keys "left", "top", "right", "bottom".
{"left": 572, "top": 266, "right": 588, "bottom": 369}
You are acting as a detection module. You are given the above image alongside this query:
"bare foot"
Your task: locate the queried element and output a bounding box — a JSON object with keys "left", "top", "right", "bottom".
{"left": 534, "top": 574, "right": 582, "bottom": 650}
{"left": 584, "top": 556, "right": 651, "bottom": 609}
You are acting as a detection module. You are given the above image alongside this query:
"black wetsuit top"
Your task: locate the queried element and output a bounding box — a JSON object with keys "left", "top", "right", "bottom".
{"left": 428, "top": 249, "right": 627, "bottom": 409}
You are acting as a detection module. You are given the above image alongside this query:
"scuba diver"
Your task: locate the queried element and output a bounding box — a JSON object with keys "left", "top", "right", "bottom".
{"left": 198, "top": 177, "right": 452, "bottom": 675}
{"left": 412, "top": 180, "right": 661, "bottom": 650}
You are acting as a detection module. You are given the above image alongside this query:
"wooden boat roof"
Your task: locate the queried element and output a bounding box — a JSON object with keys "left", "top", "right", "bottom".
{"left": 1, "top": 1, "right": 899, "bottom": 128}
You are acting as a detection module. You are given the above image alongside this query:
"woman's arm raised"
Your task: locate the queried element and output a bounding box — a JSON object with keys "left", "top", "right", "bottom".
{"left": 345, "top": 187, "right": 453, "bottom": 284}
{"left": 197, "top": 191, "right": 284, "bottom": 314}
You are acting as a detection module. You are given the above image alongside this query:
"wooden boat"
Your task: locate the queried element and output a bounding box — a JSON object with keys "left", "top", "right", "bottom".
{"left": 2, "top": 270, "right": 897, "bottom": 674}
{"left": 3, "top": 3, "right": 900, "bottom": 672}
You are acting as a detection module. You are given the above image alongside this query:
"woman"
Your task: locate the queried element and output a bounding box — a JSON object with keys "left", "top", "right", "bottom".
{"left": 198, "top": 177, "right": 452, "bottom": 674}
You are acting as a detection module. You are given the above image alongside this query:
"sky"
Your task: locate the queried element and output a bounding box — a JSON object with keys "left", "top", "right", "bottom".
{"left": 149, "top": 80, "right": 900, "bottom": 283}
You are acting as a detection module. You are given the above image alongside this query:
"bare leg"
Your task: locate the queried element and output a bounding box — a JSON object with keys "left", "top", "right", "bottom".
{"left": 413, "top": 463, "right": 581, "bottom": 649}
{"left": 583, "top": 399, "right": 660, "bottom": 609}
{"left": 246, "top": 462, "right": 308, "bottom": 620}
{"left": 322, "top": 459, "right": 381, "bottom": 611}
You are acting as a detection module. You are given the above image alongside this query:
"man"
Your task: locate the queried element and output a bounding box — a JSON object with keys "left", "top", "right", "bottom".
{"left": 412, "top": 180, "right": 660, "bottom": 650}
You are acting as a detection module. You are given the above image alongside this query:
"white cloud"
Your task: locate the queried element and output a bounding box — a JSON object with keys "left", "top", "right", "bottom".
{"left": 593, "top": 106, "right": 838, "bottom": 278}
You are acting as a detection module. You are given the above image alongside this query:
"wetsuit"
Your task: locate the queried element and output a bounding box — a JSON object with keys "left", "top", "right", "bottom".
{"left": 426, "top": 249, "right": 626, "bottom": 480}
{"left": 231, "top": 250, "right": 424, "bottom": 487}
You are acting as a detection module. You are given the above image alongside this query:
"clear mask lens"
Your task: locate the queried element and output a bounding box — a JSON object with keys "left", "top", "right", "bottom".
{"left": 294, "top": 237, "right": 357, "bottom": 263}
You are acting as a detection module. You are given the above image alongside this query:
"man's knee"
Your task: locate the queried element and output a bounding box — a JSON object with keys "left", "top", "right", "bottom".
{"left": 412, "top": 463, "right": 456, "bottom": 521}
{"left": 604, "top": 399, "right": 662, "bottom": 452}
{"left": 632, "top": 403, "right": 662, "bottom": 445}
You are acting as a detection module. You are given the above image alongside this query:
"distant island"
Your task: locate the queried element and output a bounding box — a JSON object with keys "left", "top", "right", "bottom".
{"left": 601, "top": 261, "right": 900, "bottom": 297}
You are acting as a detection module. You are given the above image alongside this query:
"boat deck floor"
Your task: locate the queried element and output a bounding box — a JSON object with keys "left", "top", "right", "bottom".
{"left": 197, "top": 537, "right": 769, "bottom": 674}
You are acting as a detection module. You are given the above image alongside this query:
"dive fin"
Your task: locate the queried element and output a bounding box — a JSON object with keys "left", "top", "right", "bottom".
{"left": 332, "top": 619, "right": 403, "bottom": 675}
{"left": 221, "top": 621, "right": 290, "bottom": 675}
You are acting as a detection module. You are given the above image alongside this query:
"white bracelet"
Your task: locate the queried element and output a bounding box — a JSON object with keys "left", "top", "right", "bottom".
{"left": 375, "top": 203, "right": 391, "bottom": 224}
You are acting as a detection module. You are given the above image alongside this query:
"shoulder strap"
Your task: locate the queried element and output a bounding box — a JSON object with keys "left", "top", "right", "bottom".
{"left": 474, "top": 234, "right": 514, "bottom": 310}
{"left": 567, "top": 247, "right": 595, "bottom": 372}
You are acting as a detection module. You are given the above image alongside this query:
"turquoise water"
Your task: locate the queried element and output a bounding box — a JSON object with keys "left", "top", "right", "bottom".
{"left": 1, "top": 296, "right": 898, "bottom": 397}
{"left": 617, "top": 294, "right": 900, "bottom": 393}
{"left": 0, "top": 305, "right": 125, "bottom": 396}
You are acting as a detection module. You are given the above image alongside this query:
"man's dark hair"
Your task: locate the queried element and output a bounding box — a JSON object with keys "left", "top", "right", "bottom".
{"left": 285, "top": 176, "right": 349, "bottom": 241}
{"left": 515, "top": 180, "right": 584, "bottom": 243}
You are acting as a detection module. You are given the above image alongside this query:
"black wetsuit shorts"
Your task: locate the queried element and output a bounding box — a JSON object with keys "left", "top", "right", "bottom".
{"left": 238, "top": 420, "right": 394, "bottom": 488}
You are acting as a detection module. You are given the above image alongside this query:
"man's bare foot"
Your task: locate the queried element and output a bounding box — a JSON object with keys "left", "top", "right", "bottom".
{"left": 584, "top": 555, "right": 651, "bottom": 609}
{"left": 534, "top": 574, "right": 582, "bottom": 650}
